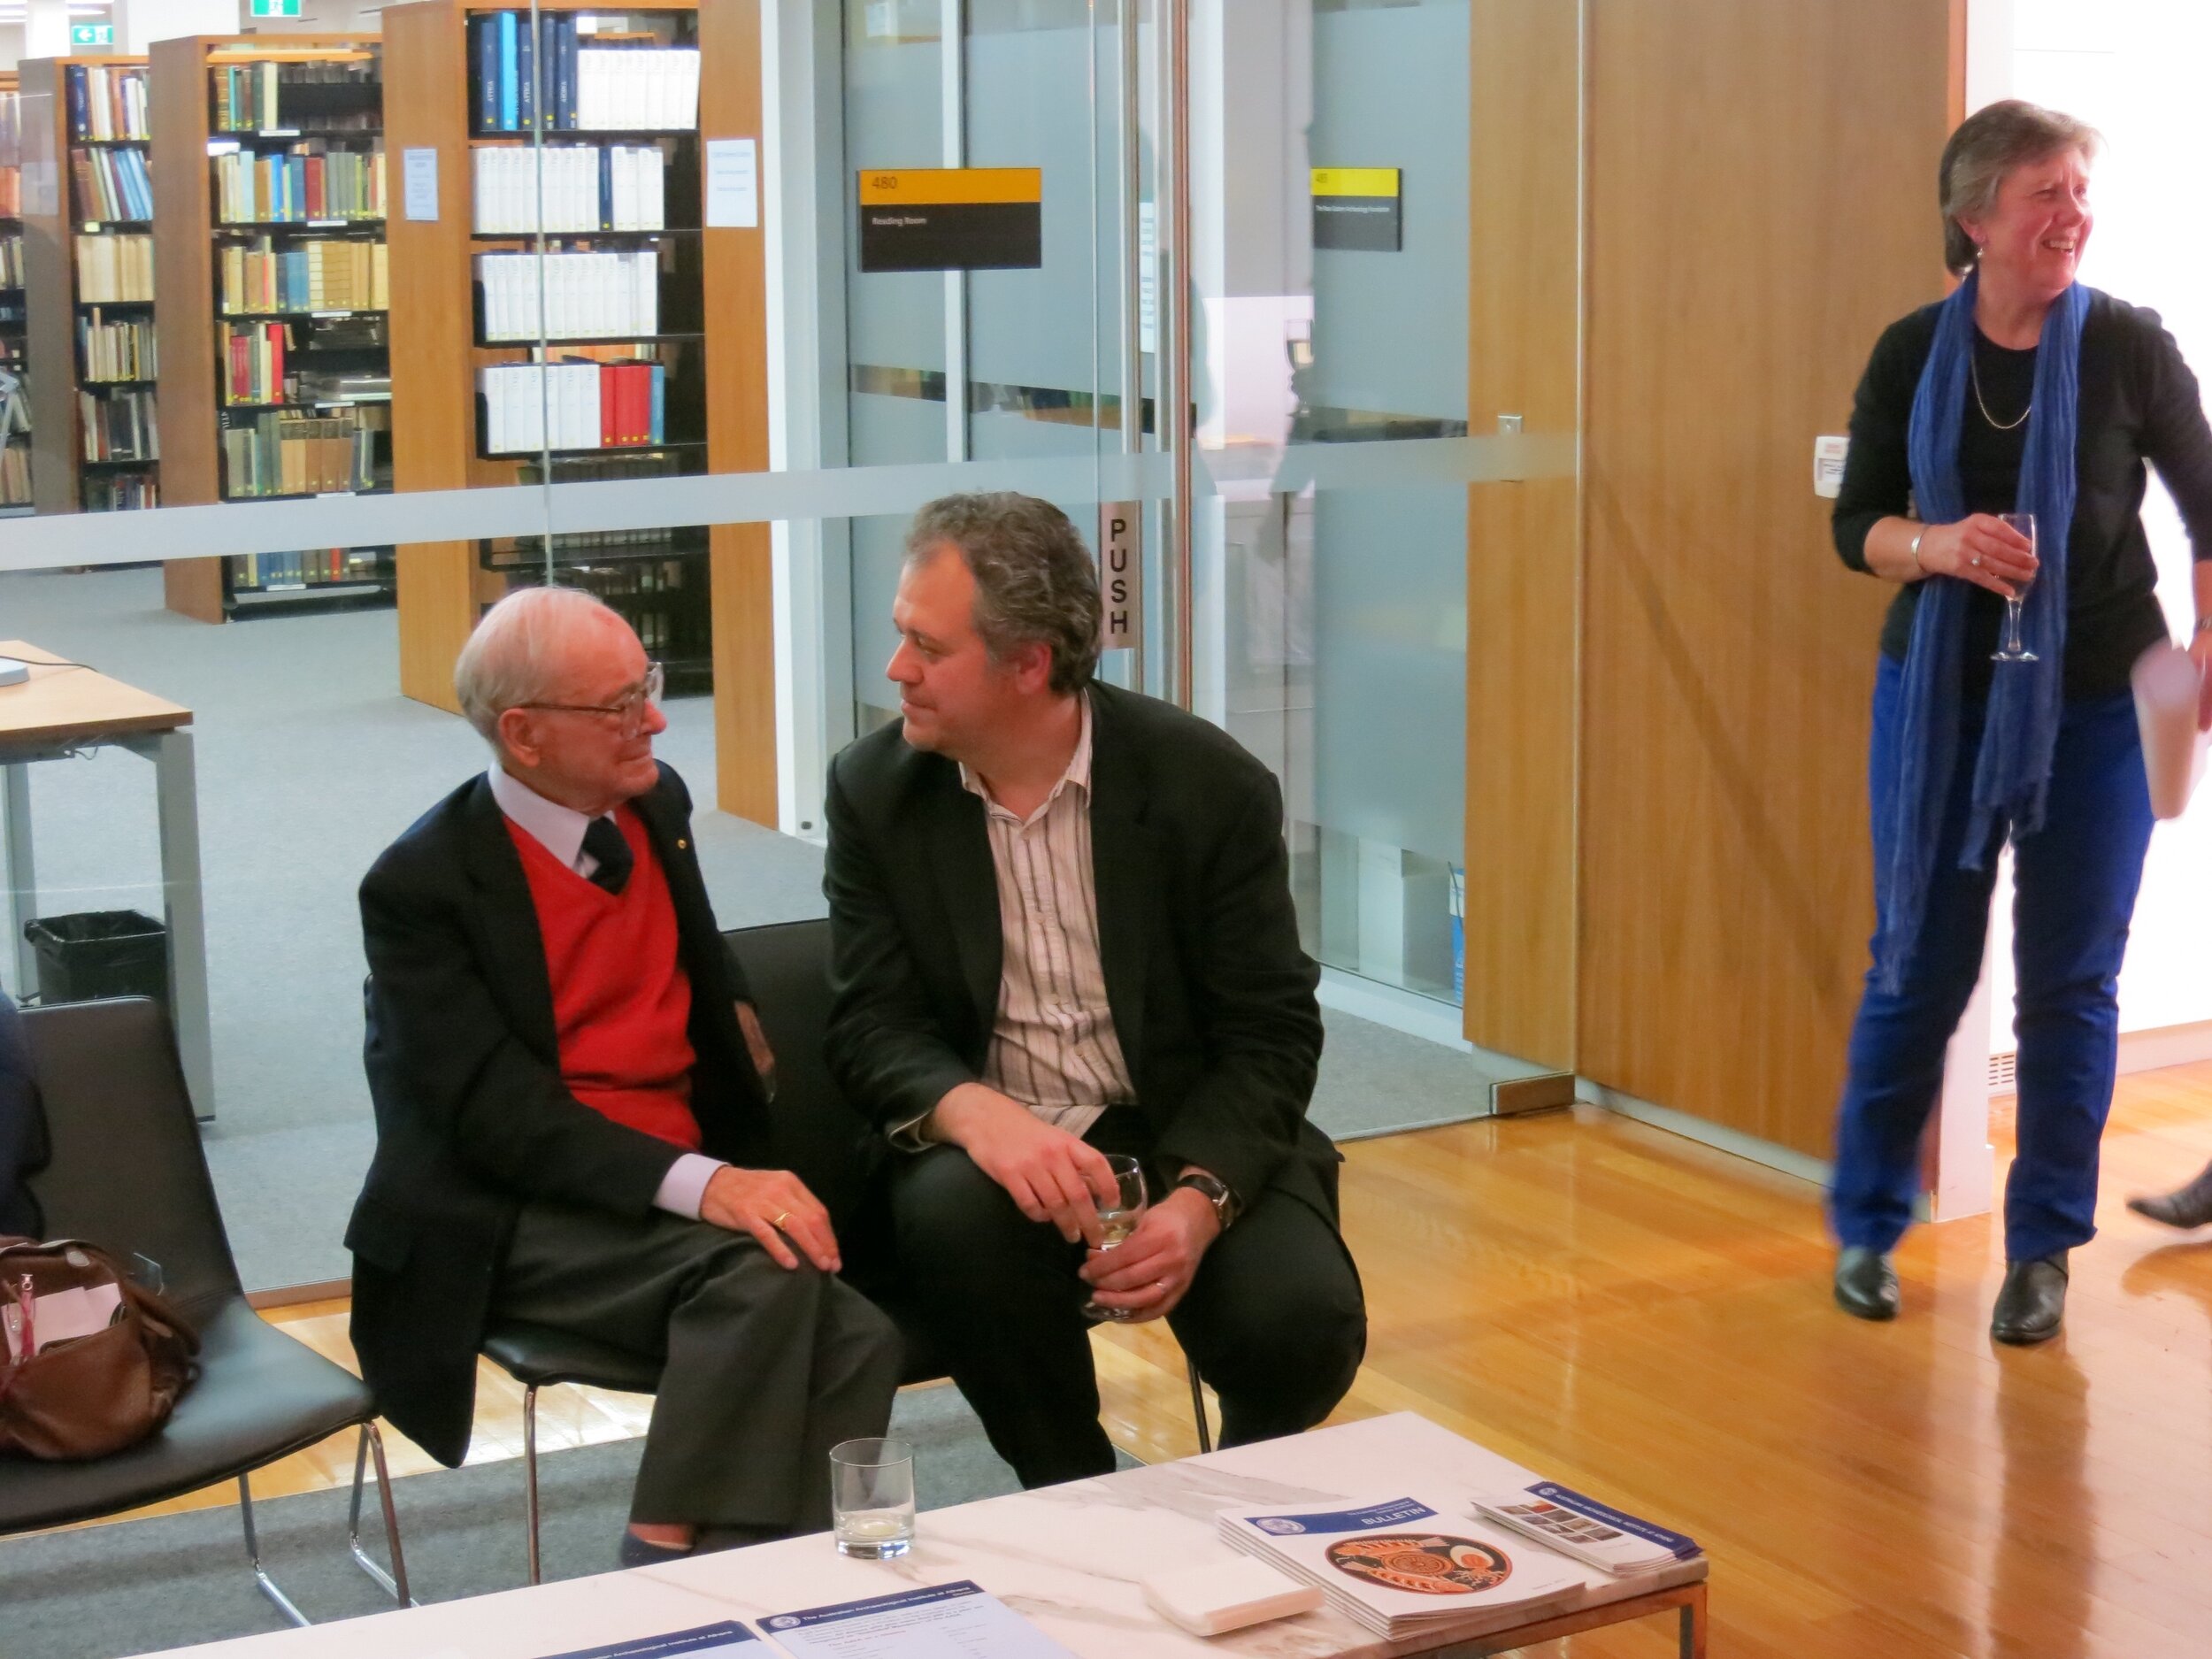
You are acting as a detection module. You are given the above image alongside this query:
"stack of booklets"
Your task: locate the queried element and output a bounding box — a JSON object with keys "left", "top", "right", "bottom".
{"left": 476, "top": 250, "right": 658, "bottom": 341}
{"left": 73, "top": 147, "right": 153, "bottom": 221}
{"left": 1470, "top": 1482, "right": 1702, "bottom": 1578}
{"left": 473, "top": 143, "right": 667, "bottom": 234}
{"left": 214, "top": 142, "right": 386, "bottom": 223}
{"left": 74, "top": 234, "right": 155, "bottom": 303}
{"left": 480, "top": 358, "right": 666, "bottom": 455}
{"left": 1216, "top": 1496, "right": 1583, "bottom": 1639}
{"left": 473, "top": 12, "right": 700, "bottom": 134}
{"left": 67, "top": 65, "right": 150, "bottom": 142}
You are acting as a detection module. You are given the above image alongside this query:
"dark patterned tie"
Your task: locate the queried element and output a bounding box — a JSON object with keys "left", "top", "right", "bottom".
{"left": 581, "top": 815, "right": 633, "bottom": 895}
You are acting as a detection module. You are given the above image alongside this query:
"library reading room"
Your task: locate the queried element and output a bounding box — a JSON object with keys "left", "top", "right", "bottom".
{"left": 4, "top": 4, "right": 2212, "bottom": 1658}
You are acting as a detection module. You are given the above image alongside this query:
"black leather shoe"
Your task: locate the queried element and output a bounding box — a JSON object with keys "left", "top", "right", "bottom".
{"left": 2128, "top": 1163, "right": 2212, "bottom": 1230}
{"left": 1833, "top": 1246, "right": 1900, "bottom": 1321}
{"left": 1990, "top": 1251, "right": 2068, "bottom": 1346}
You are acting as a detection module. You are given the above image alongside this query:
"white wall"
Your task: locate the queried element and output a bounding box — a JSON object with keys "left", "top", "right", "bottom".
{"left": 115, "top": 0, "right": 240, "bottom": 51}
{"left": 1971, "top": 0, "right": 2212, "bottom": 1042}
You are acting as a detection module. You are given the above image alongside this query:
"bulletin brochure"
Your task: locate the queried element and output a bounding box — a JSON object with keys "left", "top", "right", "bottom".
{"left": 756, "top": 1581, "right": 1082, "bottom": 1659}
{"left": 527, "top": 1624, "right": 765, "bottom": 1659}
{"left": 1215, "top": 1495, "right": 1583, "bottom": 1638}
{"left": 1468, "top": 1482, "right": 1702, "bottom": 1578}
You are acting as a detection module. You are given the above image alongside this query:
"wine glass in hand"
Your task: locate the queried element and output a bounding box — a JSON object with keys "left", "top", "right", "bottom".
{"left": 1993, "top": 511, "right": 2039, "bottom": 663}
{"left": 1080, "top": 1155, "right": 1148, "bottom": 1324}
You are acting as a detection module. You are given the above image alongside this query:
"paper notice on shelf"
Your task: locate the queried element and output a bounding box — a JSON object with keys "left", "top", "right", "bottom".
{"left": 758, "top": 1582, "right": 1077, "bottom": 1659}
{"left": 403, "top": 148, "right": 440, "bottom": 222}
{"left": 531, "top": 1623, "right": 763, "bottom": 1659}
{"left": 706, "top": 138, "right": 760, "bottom": 229}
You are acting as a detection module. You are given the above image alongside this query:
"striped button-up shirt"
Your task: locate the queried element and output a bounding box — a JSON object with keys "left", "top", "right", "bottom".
{"left": 956, "top": 693, "right": 1135, "bottom": 1138}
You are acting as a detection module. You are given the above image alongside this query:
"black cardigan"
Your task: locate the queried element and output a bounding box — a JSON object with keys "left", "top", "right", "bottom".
{"left": 1832, "top": 289, "right": 2212, "bottom": 701}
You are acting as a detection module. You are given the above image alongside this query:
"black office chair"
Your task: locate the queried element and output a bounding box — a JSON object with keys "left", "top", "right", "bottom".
{"left": 4, "top": 997, "right": 410, "bottom": 1626}
{"left": 481, "top": 918, "right": 1213, "bottom": 1585}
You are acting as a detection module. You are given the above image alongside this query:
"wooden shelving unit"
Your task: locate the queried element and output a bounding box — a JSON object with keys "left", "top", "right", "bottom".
{"left": 381, "top": 0, "right": 774, "bottom": 826}
{"left": 21, "top": 55, "right": 160, "bottom": 518}
{"left": 150, "top": 33, "right": 398, "bottom": 623}
{"left": 1, "top": 72, "right": 30, "bottom": 512}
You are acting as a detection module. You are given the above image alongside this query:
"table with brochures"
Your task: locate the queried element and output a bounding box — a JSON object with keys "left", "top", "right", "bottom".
{"left": 150, "top": 1411, "right": 1709, "bottom": 1659}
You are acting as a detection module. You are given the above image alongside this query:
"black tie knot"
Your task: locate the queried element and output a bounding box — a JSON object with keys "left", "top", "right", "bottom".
{"left": 582, "top": 815, "right": 634, "bottom": 895}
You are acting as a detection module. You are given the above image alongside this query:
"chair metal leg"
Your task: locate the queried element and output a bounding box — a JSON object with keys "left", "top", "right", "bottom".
{"left": 1186, "top": 1356, "right": 1213, "bottom": 1455}
{"left": 345, "top": 1422, "right": 414, "bottom": 1607}
{"left": 523, "top": 1383, "right": 544, "bottom": 1586}
{"left": 236, "top": 1472, "right": 310, "bottom": 1629}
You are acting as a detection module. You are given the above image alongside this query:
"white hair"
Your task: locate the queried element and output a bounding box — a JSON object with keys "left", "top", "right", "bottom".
{"left": 452, "top": 585, "right": 623, "bottom": 749}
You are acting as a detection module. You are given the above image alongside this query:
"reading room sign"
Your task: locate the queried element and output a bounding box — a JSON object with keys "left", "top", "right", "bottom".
{"left": 1310, "top": 167, "right": 1402, "bottom": 252}
{"left": 857, "top": 168, "right": 1043, "bottom": 273}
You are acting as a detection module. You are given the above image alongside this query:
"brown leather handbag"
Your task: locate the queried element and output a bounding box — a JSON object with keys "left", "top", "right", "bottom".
{"left": 0, "top": 1237, "right": 199, "bottom": 1461}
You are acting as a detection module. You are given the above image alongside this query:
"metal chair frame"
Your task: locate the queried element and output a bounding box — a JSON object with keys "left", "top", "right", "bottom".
{"left": 235, "top": 1420, "right": 413, "bottom": 1626}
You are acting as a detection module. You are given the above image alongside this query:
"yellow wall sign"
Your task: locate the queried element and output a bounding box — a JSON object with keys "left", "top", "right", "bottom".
{"left": 857, "top": 167, "right": 1044, "bottom": 271}
{"left": 1311, "top": 166, "right": 1403, "bottom": 251}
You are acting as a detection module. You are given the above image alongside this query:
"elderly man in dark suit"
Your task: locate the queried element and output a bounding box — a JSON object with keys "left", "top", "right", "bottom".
{"left": 825, "top": 492, "right": 1366, "bottom": 1489}
{"left": 349, "top": 586, "right": 898, "bottom": 1564}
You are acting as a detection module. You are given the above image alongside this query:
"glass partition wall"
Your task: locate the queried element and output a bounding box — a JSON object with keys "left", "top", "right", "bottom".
{"left": 0, "top": 0, "right": 1571, "bottom": 1293}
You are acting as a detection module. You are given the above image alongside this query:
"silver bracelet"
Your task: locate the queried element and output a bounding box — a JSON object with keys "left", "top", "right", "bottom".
{"left": 1909, "top": 527, "right": 1927, "bottom": 576}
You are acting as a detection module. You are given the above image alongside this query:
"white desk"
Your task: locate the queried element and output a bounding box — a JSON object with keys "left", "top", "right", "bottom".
{"left": 159, "top": 1414, "right": 1708, "bottom": 1659}
{"left": 0, "top": 641, "right": 216, "bottom": 1119}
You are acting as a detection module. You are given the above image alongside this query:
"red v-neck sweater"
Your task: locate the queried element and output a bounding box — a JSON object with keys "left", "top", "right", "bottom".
{"left": 505, "top": 804, "right": 702, "bottom": 1151}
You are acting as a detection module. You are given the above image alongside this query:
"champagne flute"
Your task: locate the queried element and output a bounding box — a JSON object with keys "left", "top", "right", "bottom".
{"left": 1993, "top": 511, "right": 2039, "bottom": 663}
{"left": 1080, "top": 1154, "right": 1148, "bottom": 1324}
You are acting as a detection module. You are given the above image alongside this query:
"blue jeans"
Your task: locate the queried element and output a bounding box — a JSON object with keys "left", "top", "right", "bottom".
{"left": 1829, "top": 655, "right": 2154, "bottom": 1263}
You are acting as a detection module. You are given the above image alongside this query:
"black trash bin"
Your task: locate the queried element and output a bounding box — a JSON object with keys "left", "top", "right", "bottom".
{"left": 22, "top": 910, "right": 169, "bottom": 1010}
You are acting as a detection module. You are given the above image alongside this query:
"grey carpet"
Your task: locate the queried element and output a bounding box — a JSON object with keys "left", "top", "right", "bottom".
{"left": 0, "top": 1380, "right": 1133, "bottom": 1659}
{"left": 1, "top": 568, "right": 1496, "bottom": 1291}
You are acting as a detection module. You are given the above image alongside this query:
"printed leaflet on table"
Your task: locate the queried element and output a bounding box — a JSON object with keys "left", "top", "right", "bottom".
{"left": 1469, "top": 1481, "right": 1702, "bottom": 1578}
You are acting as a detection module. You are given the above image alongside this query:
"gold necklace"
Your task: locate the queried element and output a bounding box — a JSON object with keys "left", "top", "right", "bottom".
{"left": 1970, "top": 349, "right": 2032, "bottom": 432}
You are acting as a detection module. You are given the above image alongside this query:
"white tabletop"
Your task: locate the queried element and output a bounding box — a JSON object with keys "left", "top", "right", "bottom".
{"left": 159, "top": 1413, "right": 1705, "bottom": 1659}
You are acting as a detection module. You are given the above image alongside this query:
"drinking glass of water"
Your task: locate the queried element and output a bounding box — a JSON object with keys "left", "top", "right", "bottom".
{"left": 1993, "top": 511, "right": 2038, "bottom": 663}
{"left": 1080, "top": 1154, "right": 1148, "bottom": 1324}
{"left": 831, "top": 1437, "right": 914, "bottom": 1558}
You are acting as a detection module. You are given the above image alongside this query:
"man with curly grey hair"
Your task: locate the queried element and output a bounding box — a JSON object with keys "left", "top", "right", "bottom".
{"left": 826, "top": 492, "right": 1366, "bottom": 1487}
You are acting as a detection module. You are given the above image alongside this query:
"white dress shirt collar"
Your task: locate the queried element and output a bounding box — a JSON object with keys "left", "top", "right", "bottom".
{"left": 487, "top": 764, "right": 614, "bottom": 877}
{"left": 957, "top": 691, "right": 1094, "bottom": 827}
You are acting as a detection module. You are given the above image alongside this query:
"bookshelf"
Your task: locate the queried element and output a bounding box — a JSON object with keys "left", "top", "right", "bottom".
{"left": 382, "top": 0, "right": 775, "bottom": 826}
{"left": 1, "top": 72, "right": 29, "bottom": 512}
{"left": 150, "top": 34, "right": 399, "bottom": 624}
{"left": 21, "top": 55, "right": 161, "bottom": 518}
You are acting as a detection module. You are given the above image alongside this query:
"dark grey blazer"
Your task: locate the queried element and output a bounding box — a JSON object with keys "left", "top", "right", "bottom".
{"left": 347, "top": 762, "right": 768, "bottom": 1466}
{"left": 822, "top": 681, "right": 1340, "bottom": 1221}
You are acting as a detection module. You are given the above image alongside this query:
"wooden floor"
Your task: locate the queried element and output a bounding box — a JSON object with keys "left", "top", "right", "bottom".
{"left": 73, "top": 1057, "right": 2212, "bottom": 1658}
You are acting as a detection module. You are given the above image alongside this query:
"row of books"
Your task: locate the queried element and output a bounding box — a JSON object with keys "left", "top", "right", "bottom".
{"left": 220, "top": 237, "right": 389, "bottom": 315}
{"left": 1, "top": 237, "right": 22, "bottom": 290}
{"left": 74, "top": 147, "right": 153, "bottom": 223}
{"left": 213, "top": 59, "right": 380, "bottom": 135}
{"left": 213, "top": 144, "right": 386, "bottom": 224}
{"left": 480, "top": 358, "right": 667, "bottom": 455}
{"left": 231, "top": 548, "right": 389, "bottom": 591}
{"left": 512, "top": 565, "right": 697, "bottom": 657}
{"left": 222, "top": 405, "right": 387, "bottom": 498}
{"left": 79, "top": 311, "right": 158, "bottom": 382}
{"left": 68, "top": 65, "right": 150, "bottom": 143}
{"left": 473, "top": 14, "right": 701, "bottom": 134}
{"left": 87, "top": 471, "right": 157, "bottom": 511}
{"left": 0, "top": 444, "right": 27, "bottom": 507}
{"left": 472, "top": 143, "right": 668, "bottom": 234}
{"left": 220, "top": 319, "right": 291, "bottom": 405}
{"left": 79, "top": 387, "right": 158, "bottom": 463}
{"left": 476, "top": 250, "right": 658, "bottom": 341}
{"left": 76, "top": 234, "right": 155, "bottom": 303}
{"left": 0, "top": 90, "right": 20, "bottom": 216}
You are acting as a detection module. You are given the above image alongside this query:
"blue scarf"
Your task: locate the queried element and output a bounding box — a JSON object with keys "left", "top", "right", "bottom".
{"left": 1875, "top": 272, "right": 2088, "bottom": 995}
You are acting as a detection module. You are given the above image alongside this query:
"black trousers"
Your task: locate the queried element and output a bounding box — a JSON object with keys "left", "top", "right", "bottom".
{"left": 888, "top": 1110, "right": 1366, "bottom": 1488}
{"left": 494, "top": 1202, "right": 902, "bottom": 1530}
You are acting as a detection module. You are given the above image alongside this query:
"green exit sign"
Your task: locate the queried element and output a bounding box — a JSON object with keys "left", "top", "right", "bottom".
{"left": 69, "top": 23, "right": 114, "bottom": 44}
{"left": 250, "top": 0, "right": 305, "bottom": 16}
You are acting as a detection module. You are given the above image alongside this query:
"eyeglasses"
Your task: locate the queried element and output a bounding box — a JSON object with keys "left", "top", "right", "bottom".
{"left": 516, "top": 662, "right": 665, "bottom": 737}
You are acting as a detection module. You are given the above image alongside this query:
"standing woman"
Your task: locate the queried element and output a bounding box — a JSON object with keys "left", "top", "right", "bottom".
{"left": 1827, "top": 100, "right": 2212, "bottom": 1343}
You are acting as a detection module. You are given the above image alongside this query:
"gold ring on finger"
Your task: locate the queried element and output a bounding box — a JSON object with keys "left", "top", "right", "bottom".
{"left": 1972, "top": 553, "right": 1983, "bottom": 567}
{"left": 772, "top": 1211, "right": 792, "bottom": 1229}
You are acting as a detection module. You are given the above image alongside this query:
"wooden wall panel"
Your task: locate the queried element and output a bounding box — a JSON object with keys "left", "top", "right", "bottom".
{"left": 698, "top": 0, "right": 778, "bottom": 828}
{"left": 1463, "top": 0, "right": 1581, "bottom": 1071}
{"left": 1578, "top": 0, "right": 1955, "bottom": 1155}
{"left": 150, "top": 37, "right": 226, "bottom": 623}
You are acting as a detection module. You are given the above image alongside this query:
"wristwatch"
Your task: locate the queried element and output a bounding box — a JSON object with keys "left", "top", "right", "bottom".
{"left": 1174, "top": 1171, "right": 1240, "bottom": 1231}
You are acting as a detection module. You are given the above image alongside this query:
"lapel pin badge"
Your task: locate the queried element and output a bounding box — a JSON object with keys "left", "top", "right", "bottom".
{"left": 677, "top": 838, "right": 689, "bottom": 850}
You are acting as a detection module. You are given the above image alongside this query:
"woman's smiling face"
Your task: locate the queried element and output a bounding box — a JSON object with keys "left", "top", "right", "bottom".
{"left": 1963, "top": 149, "right": 2093, "bottom": 301}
